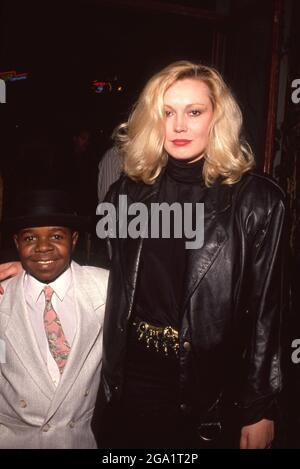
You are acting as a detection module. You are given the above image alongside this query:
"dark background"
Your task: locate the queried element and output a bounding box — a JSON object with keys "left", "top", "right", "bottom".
{"left": 0, "top": 0, "right": 276, "bottom": 170}
{"left": 1, "top": 0, "right": 300, "bottom": 447}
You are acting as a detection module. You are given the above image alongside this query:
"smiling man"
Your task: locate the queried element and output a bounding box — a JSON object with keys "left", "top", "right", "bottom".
{"left": 0, "top": 190, "right": 108, "bottom": 448}
{"left": 14, "top": 225, "right": 78, "bottom": 284}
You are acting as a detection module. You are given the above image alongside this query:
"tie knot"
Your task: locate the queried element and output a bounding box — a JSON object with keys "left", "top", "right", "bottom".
{"left": 43, "top": 285, "right": 54, "bottom": 301}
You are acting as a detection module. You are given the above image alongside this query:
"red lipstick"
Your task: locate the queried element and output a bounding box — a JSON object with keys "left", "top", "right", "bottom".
{"left": 172, "top": 139, "right": 191, "bottom": 146}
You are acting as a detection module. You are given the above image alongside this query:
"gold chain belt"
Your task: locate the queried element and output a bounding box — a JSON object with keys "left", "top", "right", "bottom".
{"left": 132, "top": 317, "right": 179, "bottom": 357}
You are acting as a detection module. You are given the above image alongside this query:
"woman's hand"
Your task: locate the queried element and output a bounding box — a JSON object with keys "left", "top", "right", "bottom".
{"left": 240, "top": 419, "right": 274, "bottom": 449}
{"left": 0, "top": 262, "right": 23, "bottom": 294}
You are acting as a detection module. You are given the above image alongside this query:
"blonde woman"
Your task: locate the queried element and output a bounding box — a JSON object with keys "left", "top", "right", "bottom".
{"left": 97, "top": 61, "right": 285, "bottom": 449}
{"left": 0, "top": 61, "right": 286, "bottom": 449}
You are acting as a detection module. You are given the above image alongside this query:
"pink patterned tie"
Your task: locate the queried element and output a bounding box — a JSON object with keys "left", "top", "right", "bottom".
{"left": 43, "top": 286, "right": 71, "bottom": 374}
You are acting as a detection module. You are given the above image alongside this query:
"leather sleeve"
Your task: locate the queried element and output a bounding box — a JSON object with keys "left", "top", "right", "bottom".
{"left": 239, "top": 189, "right": 286, "bottom": 426}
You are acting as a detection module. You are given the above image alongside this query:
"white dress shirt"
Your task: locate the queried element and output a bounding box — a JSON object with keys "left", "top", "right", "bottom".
{"left": 24, "top": 267, "right": 77, "bottom": 387}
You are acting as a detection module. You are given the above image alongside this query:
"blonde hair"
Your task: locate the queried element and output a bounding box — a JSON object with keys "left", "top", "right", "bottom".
{"left": 114, "top": 60, "right": 255, "bottom": 186}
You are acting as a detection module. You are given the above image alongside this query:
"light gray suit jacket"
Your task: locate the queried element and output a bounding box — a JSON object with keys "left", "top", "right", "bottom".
{"left": 0, "top": 261, "right": 108, "bottom": 448}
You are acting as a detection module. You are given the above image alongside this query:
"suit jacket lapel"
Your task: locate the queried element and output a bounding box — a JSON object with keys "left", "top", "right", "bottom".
{"left": 2, "top": 273, "right": 55, "bottom": 399}
{"left": 45, "top": 262, "right": 104, "bottom": 420}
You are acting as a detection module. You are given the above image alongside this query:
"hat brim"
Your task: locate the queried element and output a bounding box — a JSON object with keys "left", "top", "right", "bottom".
{"left": 3, "top": 213, "right": 91, "bottom": 232}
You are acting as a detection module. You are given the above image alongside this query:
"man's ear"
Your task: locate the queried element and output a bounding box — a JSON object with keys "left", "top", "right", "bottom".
{"left": 71, "top": 231, "right": 79, "bottom": 251}
{"left": 13, "top": 234, "right": 19, "bottom": 250}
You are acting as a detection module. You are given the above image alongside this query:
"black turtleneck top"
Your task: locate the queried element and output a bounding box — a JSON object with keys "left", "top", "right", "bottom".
{"left": 133, "top": 155, "right": 206, "bottom": 328}
{"left": 121, "top": 156, "right": 207, "bottom": 415}
{"left": 121, "top": 155, "right": 207, "bottom": 415}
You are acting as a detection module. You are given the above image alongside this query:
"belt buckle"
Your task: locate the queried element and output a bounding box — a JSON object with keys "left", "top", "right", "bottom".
{"left": 134, "top": 318, "right": 179, "bottom": 357}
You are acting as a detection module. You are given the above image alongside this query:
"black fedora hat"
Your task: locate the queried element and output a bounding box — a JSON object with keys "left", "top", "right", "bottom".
{"left": 4, "top": 190, "right": 90, "bottom": 232}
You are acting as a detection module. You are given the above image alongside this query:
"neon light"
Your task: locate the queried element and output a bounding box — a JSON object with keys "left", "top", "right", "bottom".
{"left": 10, "top": 75, "right": 28, "bottom": 82}
{"left": 91, "top": 80, "right": 112, "bottom": 93}
{"left": 95, "top": 86, "right": 104, "bottom": 93}
{"left": 93, "top": 81, "right": 106, "bottom": 86}
{"left": 0, "top": 70, "right": 16, "bottom": 80}
{"left": 0, "top": 70, "right": 28, "bottom": 82}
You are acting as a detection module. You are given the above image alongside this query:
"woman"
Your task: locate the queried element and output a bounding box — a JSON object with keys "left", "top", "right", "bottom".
{"left": 97, "top": 61, "right": 285, "bottom": 449}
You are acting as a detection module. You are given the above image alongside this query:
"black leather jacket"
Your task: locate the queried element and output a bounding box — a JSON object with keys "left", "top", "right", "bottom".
{"left": 100, "top": 170, "right": 286, "bottom": 426}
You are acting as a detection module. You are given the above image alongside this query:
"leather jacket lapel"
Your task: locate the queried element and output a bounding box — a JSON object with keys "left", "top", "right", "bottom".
{"left": 182, "top": 181, "right": 232, "bottom": 309}
{"left": 182, "top": 212, "right": 229, "bottom": 310}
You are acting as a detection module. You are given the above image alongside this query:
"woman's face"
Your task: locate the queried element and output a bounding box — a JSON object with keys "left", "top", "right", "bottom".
{"left": 163, "top": 78, "right": 214, "bottom": 162}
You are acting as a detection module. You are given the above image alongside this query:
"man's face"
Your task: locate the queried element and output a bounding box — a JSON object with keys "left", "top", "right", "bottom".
{"left": 14, "top": 226, "right": 78, "bottom": 283}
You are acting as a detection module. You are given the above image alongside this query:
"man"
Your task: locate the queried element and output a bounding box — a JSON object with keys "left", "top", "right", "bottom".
{"left": 0, "top": 190, "right": 108, "bottom": 448}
